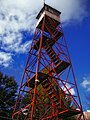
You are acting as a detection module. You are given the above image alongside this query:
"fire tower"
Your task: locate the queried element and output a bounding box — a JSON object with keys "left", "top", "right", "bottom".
{"left": 12, "top": 4, "right": 85, "bottom": 120}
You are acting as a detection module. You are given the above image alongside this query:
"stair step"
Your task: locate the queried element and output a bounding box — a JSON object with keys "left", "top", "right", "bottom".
{"left": 49, "top": 51, "right": 54, "bottom": 56}
{"left": 46, "top": 47, "right": 51, "bottom": 51}
{"left": 44, "top": 44, "right": 62, "bottom": 67}
{"left": 43, "top": 83, "right": 50, "bottom": 88}
{"left": 51, "top": 95, "right": 56, "bottom": 99}
{"left": 46, "top": 87, "right": 52, "bottom": 92}
{"left": 50, "top": 55, "right": 56, "bottom": 59}
{"left": 50, "top": 53, "right": 56, "bottom": 57}
{"left": 55, "top": 102, "right": 60, "bottom": 106}
{"left": 48, "top": 91, "right": 54, "bottom": 95}
{"left": 42, "top": 79, "right": 48, "bottom": 84}
{"left": 47, "top": 50, "right": 52, "bottom": 54}
{"left": 47, "top": 90, "right": 52, "bottom": 94}
{"left": 45, "top": 47, "right": 51, "bottom": 51}
{"left": 54, "top": 59, "right": 60, "bottom": 65}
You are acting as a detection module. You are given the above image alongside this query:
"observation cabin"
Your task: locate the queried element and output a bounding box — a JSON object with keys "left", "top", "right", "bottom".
{"left": 36, "top": 3, "right": 61, "bottom": 30}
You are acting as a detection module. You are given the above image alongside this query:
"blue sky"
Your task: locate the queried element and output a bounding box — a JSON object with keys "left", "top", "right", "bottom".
{"left": 0, "top": 0, "right": 90, "bottom": 111}
{"left": 63, "top": 16, "right": 90, "bottom": 110}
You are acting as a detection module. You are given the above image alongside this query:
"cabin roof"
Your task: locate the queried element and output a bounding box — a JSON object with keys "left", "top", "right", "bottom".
{"left": 36, "top": 3, "right": 61, "bottom": 19}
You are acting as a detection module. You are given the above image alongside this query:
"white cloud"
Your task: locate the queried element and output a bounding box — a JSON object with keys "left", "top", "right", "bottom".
{"left": 81, "top": 77, "right": 90, "bottom": 91}
{"left": 62, "top": 83, "right": 75, "bottom": 95}
{"left": 0, "top": 0, "right": 89, "bottom": 67}
{"left": 0, "top": 52, "right": 12, "bottom": 67}
{"left": 46, "top": 0, "right": 88, "bottom": 23}
{"left": 1, "top": 32, "right": 31, "bottom": 53}
{"left": 12, "top": 41, "right": 32, "bottom": 53}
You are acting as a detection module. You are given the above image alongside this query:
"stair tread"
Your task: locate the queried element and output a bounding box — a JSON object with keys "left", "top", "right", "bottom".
{"left": 54, "top": 102, "right": 59, "bottom": 105}
{"left": 48, "top": 91, "right": 54, "bottom": 95}
{"left": 46, "top": 50, "right": 52, "bottom": 53}
{"left": 46, "top": 48, "right": 52, "bottom": 52}
{"left": 50, "top": 54, "right": 56, "bottom": 57}
{"left": 43, "top": 83, "right": 50, "bottom": 88}
{"left": 42, "top": 79, "right": 48, "bottom": 84}
{"left": 46, "top": 87, "right": 52, "bottom": 91}
{"left": 54, "top": 60, "right": 60, "bottom": 65}
{"left": 51, "top": 95, "right": 56, "bottom": 99}
{"left": 49, "top": 52, "right": 54, "bottom": 55}
{"left": 33, "top": 29, "right": 63, "bottom": 51}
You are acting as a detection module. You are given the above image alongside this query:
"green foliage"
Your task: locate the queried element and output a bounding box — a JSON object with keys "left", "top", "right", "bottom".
{"left": 0, "top": 72, "right": 18, "bottom": 119}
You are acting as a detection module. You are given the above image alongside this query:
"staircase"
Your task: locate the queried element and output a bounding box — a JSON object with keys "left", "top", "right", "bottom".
{"left": 43, "top": 41, "right": 70, "bottom": 74}
{"left": 41, "top": 78, "right": 64, "bottom": 111}
{"left": 44, "top": 42, "right": 61, "bottom": 66}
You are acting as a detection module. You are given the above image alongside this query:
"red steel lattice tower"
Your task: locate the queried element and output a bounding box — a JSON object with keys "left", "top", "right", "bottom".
{"left": 12, "top": 4, "right": 85, "bottom": 120}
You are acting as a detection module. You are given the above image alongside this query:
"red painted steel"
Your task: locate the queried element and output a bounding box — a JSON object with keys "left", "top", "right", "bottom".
{"left": 12, "top": 4, "right": 85, "bottom": 120}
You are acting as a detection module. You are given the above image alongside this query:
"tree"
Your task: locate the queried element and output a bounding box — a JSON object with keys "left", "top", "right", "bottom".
{"left": 0, "top": 72, "right": 18, "bottom": 119}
